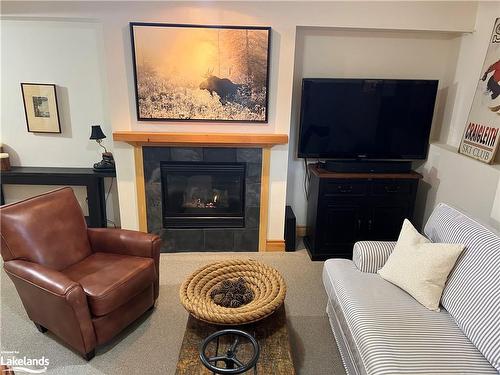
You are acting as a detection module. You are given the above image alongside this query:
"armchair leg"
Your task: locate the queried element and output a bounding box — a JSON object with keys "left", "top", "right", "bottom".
{"left": 83, "top": 350, "right": 95, "bottom": 361}
{"left": 34, "top": 323, "right": 47, "bottom": 333}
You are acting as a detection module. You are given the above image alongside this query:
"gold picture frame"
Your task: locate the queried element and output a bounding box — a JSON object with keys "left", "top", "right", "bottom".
{"left": 21, "top": 83, "right": 61, "bottom": 133}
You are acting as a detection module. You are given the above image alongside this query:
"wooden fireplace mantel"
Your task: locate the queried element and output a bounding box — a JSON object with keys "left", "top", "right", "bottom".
{"left": 113, "top": 131, "right": 288, "bottom": 148}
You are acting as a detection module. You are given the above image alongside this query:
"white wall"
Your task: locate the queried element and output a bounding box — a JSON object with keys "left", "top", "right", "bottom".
{"left": 416, "top": 2, "right": 500, "bottom": 230}
{"left": 416, "top": 143, "right": 500, "bottom": 229}
{"left": 287, "top": 27, "right": 463, "bottom": 226}
{"left": 1, "top": 1, "right": 478, "bottom": 239}
{"left": 1, "top": 20, "right": 120, "bottom": 226}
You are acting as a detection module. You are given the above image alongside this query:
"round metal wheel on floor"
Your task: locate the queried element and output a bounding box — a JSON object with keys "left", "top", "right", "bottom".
{"left": 199, "top": 329, "right": 260, "bottom": 374}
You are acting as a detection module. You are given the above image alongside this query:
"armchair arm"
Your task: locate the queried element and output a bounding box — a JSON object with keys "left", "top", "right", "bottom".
{"left": 4, "top": 260, "right": 96, "bottom": 355}
{"left": 352, "top": 241, "right": 397, "bottom": 273}
{"left": 87, "top": 228, "right": 160, "bottom": 258}
{"left": 4, "top": 260, "right": 78, "bottom": 295}
{"left": 87, "top": 228, "right": 161, "bottom": 299}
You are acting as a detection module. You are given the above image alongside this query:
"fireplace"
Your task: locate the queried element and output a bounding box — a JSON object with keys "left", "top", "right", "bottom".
{"left": 161, "top": 162, "right": 246, "bottom": 228}
{"left": 144, "top": 147, "right": 262, "bottom": 252}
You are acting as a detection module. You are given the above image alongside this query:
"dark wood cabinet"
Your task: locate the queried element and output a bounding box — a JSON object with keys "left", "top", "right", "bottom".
{"left": 304, "top": 164, "right": 422, "bottom": 261}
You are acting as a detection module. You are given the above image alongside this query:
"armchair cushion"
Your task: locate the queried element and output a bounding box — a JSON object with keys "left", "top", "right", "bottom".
{"left": 352, "top": 241, "right": 397, "bottom": 273}
{"left": 87, "top": 228, "right": 161, "bottom": 299}
{"left": 62, "top": 252, "right": 155, "bottom": 316}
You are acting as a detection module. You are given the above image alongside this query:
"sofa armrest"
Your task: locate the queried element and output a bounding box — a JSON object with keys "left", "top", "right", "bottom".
{"left": 87, "top": 228, "right": 161, "bottom": 299}
{"left": 352, "top": 241, "right": 397, "bottom": 273}
{"left": 3, "top": 260, "right": 96, "bottom": 355}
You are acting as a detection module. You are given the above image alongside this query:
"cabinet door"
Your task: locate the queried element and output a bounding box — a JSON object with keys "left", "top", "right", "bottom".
{"left": 318, "top": 203, "right": 364, "bottom": 254}
{"left": 369, "top": 203, "right": 410, "bottom": 240}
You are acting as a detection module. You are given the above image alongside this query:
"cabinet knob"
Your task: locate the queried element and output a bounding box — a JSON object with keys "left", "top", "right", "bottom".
{"left": 384, "top": 185, "right": 400, "bottom": 193}
{"left": 338, "top": 185, "right": 353, "bottom": 193}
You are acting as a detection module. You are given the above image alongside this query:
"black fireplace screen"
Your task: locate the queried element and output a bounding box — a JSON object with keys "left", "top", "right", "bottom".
{"left": 161, "top": 162, "right": 246, "bottom": 228}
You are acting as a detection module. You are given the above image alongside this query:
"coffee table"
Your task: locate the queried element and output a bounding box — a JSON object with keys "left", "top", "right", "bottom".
{"left": 175, "top": 305, "right": 295, "bottom": 374}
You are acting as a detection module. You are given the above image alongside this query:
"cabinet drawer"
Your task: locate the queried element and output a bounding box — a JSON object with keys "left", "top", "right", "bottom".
{"left": 371, "top": 181, "right": 413, "bottom": 196}
{"left": 323, "top": 181, "right": 367, "bottom": 196}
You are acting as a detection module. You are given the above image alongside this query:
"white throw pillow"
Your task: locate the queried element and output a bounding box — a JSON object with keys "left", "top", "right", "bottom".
{"left": 378, "top": 219, "right": 464, "bottom": 311}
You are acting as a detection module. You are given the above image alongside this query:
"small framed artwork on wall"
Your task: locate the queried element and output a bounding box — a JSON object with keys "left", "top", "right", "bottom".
{"left": 21, "top": 83, "right": 61, "bottom": 133}
{"left": 130, "top": 22, "right": 271, "bottom": 123}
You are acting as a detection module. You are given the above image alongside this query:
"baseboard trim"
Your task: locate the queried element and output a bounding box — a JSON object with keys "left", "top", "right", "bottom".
{"left": 296, "top": 225, "right": 306, "bottom": 238}
{"left": 266, "top": 240, "right": 285, "bottom": 252}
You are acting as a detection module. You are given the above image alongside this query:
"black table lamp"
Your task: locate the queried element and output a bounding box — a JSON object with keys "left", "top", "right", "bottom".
{"left": 90, "top": 125, "right": 115, "bottom": 172}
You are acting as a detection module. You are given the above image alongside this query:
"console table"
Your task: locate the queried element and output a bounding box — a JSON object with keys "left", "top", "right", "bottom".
{"left": 0, "top": 167, "right": 115, "bottom": 228}
{"left": 304, "top": 164, "right": 422, "bottom": 261}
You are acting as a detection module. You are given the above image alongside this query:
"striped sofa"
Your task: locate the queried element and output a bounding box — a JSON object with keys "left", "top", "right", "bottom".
{"left": 323, "top": 203, "right": 500, "bottom": 374}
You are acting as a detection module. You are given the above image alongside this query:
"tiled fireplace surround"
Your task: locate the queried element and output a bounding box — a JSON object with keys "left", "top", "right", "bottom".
{"left": 144, "top": 147, "right": 262, "bottom": 252}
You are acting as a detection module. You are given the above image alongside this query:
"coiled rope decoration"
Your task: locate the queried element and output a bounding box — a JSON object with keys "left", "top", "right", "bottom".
{"left": 179, "top": 259, "right": 287, "bottom": 325}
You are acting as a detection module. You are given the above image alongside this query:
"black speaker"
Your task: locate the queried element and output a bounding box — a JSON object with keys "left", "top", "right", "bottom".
{"left": 285, "top": 206, "right": 296, "bottom": 252}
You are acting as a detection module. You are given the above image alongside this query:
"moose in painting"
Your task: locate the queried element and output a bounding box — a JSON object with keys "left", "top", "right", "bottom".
{"left": 199, "top": 68, "right": 243, "bottom": 105}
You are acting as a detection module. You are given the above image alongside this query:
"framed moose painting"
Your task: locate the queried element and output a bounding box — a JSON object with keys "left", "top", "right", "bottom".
{"left": 130, "top": 23, "right": 271, "bottom": 122}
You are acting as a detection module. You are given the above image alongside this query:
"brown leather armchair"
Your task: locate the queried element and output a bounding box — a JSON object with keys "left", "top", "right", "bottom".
{"left": 0, "top": 187, "right": 160, "bottom": 360}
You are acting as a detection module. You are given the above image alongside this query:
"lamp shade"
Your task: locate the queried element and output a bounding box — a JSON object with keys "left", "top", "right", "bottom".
{"left": 90, "top": 125, "right": 106, "bottom": 140}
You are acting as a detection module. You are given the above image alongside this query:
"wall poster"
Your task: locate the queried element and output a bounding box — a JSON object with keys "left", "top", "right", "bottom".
{"left": 459, "top": 17, "right": 500, "bottom": 164}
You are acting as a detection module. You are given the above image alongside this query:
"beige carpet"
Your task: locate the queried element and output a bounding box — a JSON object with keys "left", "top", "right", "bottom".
{"left": 1, "top": 248, "right": 345, "bottom": 375}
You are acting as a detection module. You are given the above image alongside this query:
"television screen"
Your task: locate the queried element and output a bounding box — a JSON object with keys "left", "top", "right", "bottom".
{"left": 298, "top": 79, "right": 438, "bottom": 160}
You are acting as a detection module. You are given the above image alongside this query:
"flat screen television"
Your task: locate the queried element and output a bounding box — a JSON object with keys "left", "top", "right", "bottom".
{"left": 298, "top": 78, "right": 438, "bottom": 160}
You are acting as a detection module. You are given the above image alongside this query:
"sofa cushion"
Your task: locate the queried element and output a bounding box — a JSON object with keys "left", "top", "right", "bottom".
{"left": 63, "top": 252, "right": 155, "bottom": 316}
{"left": 323, "top": 258, "right": 496, "bottom": 374}
{"left": 424, "top": 203, "right": 500, "bottom": 371}
{"left": 378, "top": 219, "right": 464, "bottom": 311}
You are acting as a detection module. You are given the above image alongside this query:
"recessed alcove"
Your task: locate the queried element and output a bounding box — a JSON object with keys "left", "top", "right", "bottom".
{"left": 287, "top": 26, "right": 465, "bottom": 228}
